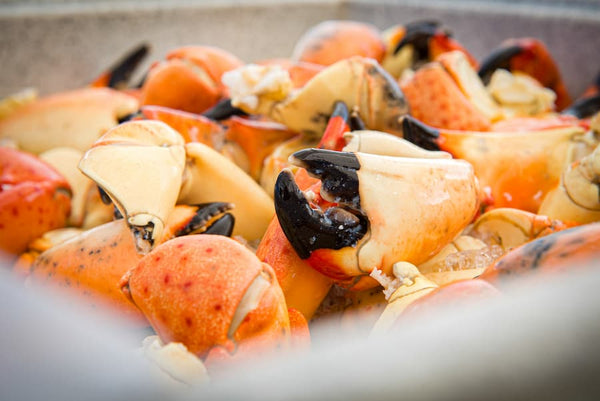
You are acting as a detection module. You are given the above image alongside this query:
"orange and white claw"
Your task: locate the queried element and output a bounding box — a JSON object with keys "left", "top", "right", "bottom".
{"left": 222, "top": 57, "right": 409, "bottom": 137}
{"left": 539, "top": 144, "right": 600, "bottom": 224}
{"left": 273, "top": 148, "right": 479, "bottom": 288}
{"left": 399, "top": 51, "right": 500, "bottom": 131}
{"left": 79, "top": 120, "right": 187, "bottom": 253}
{"left": 478, "top": 38, "right": 572, "bottom": 111}
{"left": 401, "top": 115, "right": 595, "bottom": 213}
{"left": 0, "top": 87, "right": 138, "bottom": 154}
{"left": 382, "top": 21, "right": 478, "bottom": 79}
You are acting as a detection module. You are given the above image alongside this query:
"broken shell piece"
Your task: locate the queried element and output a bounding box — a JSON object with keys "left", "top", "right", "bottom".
{"left": 487, "top": 69, "right": 556, "bottom": 117}
{"left": 142, "top": 336, "right": 209, "bottom": 387}
{"left": 370, "top": 262, "right": 438, "bottom": 335}
{"left": 79, "top": 120, "right": 186, "bottom": 253}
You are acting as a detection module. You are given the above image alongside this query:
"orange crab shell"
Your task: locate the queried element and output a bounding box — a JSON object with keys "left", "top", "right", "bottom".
{"left": 140, "top": 105, "right": 225, "bottom": 147}
{"left": 120, "top": 234, "right": 291, "bottom": 359}
{"left": 23, "top": 205, "right": 220, "bottom": 326}
{"left": 0, "top": 147, "right": 71, "bottom": 259}
{"left": 166, "top": 46, "right": 244, "bottom": 87}
{"left": 256, "top": 217, "right": 333, "bottom": 321}
{"left": 140, "top": 46, "right": 244, "bottom": 114}
{"left": 224, "top": 116, "right": 297, "bottom": 181}
{"left": 26, "top": 219, "right": 147, "bottom": 325}
{"left": 400, "top": 63, "right": 492, "bottom": 131}
{"left": 292, "top": 20, "right": 386, "bottom": 66}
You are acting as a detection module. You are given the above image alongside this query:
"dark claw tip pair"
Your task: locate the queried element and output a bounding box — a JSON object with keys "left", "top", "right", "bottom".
{"left": 176, "top": 202, "right": 235, "bottom": 238}
{"left": 274, "top": 149, "right": 368, "bottom": 259}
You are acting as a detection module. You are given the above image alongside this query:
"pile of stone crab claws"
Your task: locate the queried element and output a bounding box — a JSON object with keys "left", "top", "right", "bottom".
{"left": 2, "top": 19, "right": 600, "bottom": 385}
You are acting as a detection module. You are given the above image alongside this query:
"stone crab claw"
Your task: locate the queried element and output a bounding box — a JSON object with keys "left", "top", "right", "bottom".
{"left": 79, "top": 120, "right": 187, "bottom": 253}
{"left": 274, "top": 148, "right": 480, "bottom": 289}
{"left": 382, "top": 20, "right": 478, "bottom": 79}
{"left": 539, "top": 140, "right": 600, "bottom": 224}
{"left": 80, "top": 119, "right": 274, "bottom": 252}
{"left": 478, "top": 38, "right": 572, "bottom": 111}
{"left": 222, "top": 56, "right": 409, "bottom": 137}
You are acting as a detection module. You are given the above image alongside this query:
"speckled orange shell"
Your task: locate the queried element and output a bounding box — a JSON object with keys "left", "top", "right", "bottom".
{"left": 28, "top": 219, "right": 147, "bottom": 324}
{"left": 123, "top": 234, "right": 290, "bottom": 358}
{"left": 400, "top": 63, "right": 491, "bottom": 131}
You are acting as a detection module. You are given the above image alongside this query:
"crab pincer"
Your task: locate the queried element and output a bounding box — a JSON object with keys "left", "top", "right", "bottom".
{"left": 478, "top": 38, "right": 572, "bottom": 111}
{"left": 274, "top": 148, "right": 480, "bottom": 289}
{"left": 119, "top": 234, "right": 294, "bottom": 366}
{"left": 383, "top": 20, "right": 478, "bottom": 78}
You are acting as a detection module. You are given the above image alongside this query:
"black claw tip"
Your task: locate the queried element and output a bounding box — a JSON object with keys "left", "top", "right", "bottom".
{"left": 176, "top": 202, "right": 235, "bottom": 237}
{"left": 349, "top": 108, "right": 366, "bottom": 131}
{"left": 393, "top": 20, "right": 441, "bottom": 60}
{"left": 203, "top": 213, "right": 235, "bottom": 237}
{"left": 274, "top": 170, "right": 367, "bottom": 259}
{"left": 97, "top": 185, "right": 113, "bottom": 205}
{"left": 331, "top": 100, "right": 349, "bottom": 121}
{"left": 401, "top": 116, "right": 441, "bottom": 151}
{"left": 561, "top": 94, "right": 600, "bottom": 119}
{"left": 478, "top": 44, "right": 524, "bottom": 84}
{"left": 202, "top": 98, "right": 248, "bottom": 120}
{"left": 117, "top": 110, "right": 144, "bottom": 124}
{"left": 291, "top": 148, "right": 360, "bottom": 207}
{"left": 106, "top": 43, "right": 151, "bottom": 89}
